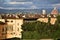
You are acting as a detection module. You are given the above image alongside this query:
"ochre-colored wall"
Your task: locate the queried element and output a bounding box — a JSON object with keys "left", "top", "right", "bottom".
{"left": 0, "top": 19, "right": 23, "bottom": 39}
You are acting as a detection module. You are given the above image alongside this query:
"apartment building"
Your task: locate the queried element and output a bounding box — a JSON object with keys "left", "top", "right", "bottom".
{"left": 0, "top": 19, "right": 23, "bottom": 39}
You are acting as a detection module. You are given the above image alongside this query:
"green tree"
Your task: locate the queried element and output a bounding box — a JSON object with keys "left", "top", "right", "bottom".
{"left": 22, "top": 22, "right": 36, "bottom": 31}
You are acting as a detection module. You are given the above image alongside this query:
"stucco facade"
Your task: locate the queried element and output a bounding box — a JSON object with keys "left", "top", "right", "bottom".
{"left": 0, "top": 19, "right": 23, "bottom": 39}
{"left": 37, "top": 18, "right": 48, "bottom": 23}
{"left": 37, "top": 17, "right": 57, "bottom": 24}
{"left": 50, "top": 18, "right": 57, "bottom": 25}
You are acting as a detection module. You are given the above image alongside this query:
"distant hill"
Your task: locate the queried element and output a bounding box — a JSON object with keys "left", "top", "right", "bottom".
{"left": 0, "top": 8, "right": 60, "bottom": 14}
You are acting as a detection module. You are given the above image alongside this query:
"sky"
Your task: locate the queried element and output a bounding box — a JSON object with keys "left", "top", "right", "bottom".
{"left": 0, "top": 0, "right": 60, "bottom": 10}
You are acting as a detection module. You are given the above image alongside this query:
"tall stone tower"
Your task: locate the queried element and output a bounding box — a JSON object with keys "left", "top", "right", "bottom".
{"left": 42, "top": 10, "right": 46, "bottom": 14}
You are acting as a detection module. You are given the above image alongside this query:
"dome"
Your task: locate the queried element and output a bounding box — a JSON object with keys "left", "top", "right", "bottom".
{"left": 51, "top": 7, "right": 58, "bottom": 15}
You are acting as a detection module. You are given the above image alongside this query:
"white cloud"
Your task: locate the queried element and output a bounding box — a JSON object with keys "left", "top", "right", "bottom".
{"left": 0, "top": 7, "right": 15, "bottom": 10}
{"left": 52, "top": 3, "right": 60, "bottom": 7}
{"left": 30, "top": 5, "right": 37, "bottom": 9}
{"left": 4, "top": 2, "right": 33, "bottom": 5}
{"left": 0, "top": 7, "right": 29, "bottom": 10}
{"left": 0, "top": 7, "right": 13, "bottom": 10}
{"left": 0, "top": 7, "right": 37, "bottom": 10}
{"left": 0, "top": 7, "right": 3, "bottom": 9}
{"left": 0, "top": 5, "right": 37, "bottom": 10}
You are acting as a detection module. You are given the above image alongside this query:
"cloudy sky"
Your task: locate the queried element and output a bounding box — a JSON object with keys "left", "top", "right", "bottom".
{"left": 0, "top": 0, "right": 60, "bottom": 10}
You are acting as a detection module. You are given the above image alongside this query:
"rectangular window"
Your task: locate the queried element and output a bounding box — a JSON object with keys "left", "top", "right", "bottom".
{"left": 2, "top": 26, "right": 7, "bottom": 34}
{"left": 6, "top": 25, "right": 13, "bottom": 31}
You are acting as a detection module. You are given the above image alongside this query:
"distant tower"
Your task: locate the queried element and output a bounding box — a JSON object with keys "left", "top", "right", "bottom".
{"left": 51, "top": 7, "right": 58, "bottom": 15}
{"left": 42, "top": 10, "right": 46, "bottom": 14}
